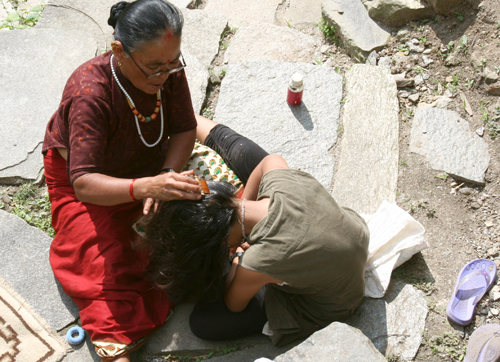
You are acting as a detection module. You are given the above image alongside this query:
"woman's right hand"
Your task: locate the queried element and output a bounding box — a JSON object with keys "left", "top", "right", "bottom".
{"left": 139, "top": 170, "right": 202, "bottom": 214}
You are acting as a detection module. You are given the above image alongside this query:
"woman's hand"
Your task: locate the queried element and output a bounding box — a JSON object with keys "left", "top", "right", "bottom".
{"left": 141, "top": 170, "right": 202, "bottom": 215}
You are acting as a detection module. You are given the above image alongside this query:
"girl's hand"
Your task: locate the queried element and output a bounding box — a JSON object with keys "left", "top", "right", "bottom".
{"left": 141, "top": 170, "right": 202, "bottom": 215}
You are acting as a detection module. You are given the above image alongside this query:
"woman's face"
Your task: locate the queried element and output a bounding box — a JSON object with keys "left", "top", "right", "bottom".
{"left": 115, "top": 33, "right": 182, "bottom": 95}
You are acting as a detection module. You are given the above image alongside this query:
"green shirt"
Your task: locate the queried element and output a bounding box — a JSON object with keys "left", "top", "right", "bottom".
{"left": 240, "top": 169, "right": 369, "bottom": 345}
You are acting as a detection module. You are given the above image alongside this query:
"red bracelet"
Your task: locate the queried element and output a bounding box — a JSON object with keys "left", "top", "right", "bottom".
{"left": 130, "top": 178, "right": 137, "bottom": 201}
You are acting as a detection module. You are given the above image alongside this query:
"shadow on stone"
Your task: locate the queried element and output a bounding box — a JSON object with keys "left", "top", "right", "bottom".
{"left": 53, "top": 276, "right": 80, "bottom": 321}
{"left": 288, "top": 103, "right": 314, "bottom": 131}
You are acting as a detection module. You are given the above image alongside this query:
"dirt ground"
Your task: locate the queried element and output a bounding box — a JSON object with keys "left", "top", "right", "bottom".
{"left": 1, "top": 0, "right": 499, "bottom": 361}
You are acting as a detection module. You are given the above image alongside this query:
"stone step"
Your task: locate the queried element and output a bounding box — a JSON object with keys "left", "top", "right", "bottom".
{"left": 0, "top": 27, "right": 97, "bottom": 184}
{"left": 332, "top": 64, "right": 399, "bottom": 214}
{"left": 322, "top": 0, "right": 391, "bottom": 62}
{"left": 204, "top": 0, "right": 282, "bottom": 28}
{"left": 213, "top": 59, "right": 343, "bottom": 190}
{"left": 224, "top": 22, "right": 320, "bottom": 65}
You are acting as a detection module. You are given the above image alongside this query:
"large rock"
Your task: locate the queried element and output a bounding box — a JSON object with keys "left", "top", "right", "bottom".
{"left": 409, "top": 108, "right": 490, "bottom": 185}
{"left": 361, "top": 0, "right": 434, "bottom": 26}
{"left": 213, "top": 60, "right": 343, "bottom": 190}
{"left": 35, "top": 0, "right": 116, "bottom": 52}
{"left": 145, "top": 304, "right": 271, "bottom": 355}
{"left": 182, "top": 49, "right": 209, "bottom": 114}
{"left": 0, "top": 28, "right": 97, "bottom": 184}
{"left": 425, "top": 0, "right": 463, "bottom": 13}
{"left": 224, "top": 22, "right": 321, "bottom": 65}
{"left": 0, "top": 210, "right": 79, "bottom": 331}
{"left": 332, "top": 64, "right": 399, "bottom": 215}
{"left": 274, "top": 322, "right": 386, "bottom": 362}
{"left": 182, "top": 8, "right": 228, "bottom": 68}
{"left": 322, "top": 0, "right": 391, "bottom": 62}
{"left": 281, "top": 0, "right": 323, "bottom": 26}
{"left": 346, "top": 281, "right": 428, "bottom": 360}
{"left": 204, "top": 0, "right": 282, "bottom": 27}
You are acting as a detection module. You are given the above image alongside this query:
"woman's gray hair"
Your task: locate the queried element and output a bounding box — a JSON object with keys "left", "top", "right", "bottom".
{"left": 108, "top": 0, "right": 183, "bottom": 53}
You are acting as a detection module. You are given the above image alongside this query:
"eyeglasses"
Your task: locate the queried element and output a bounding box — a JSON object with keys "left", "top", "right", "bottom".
{"left": 129, "top": 52, "right": 186, "bottom": 79}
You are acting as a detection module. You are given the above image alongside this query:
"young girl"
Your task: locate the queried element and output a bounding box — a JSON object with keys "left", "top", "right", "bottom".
{"left": 143, "top": 116, "right": 370, "bottom": 346}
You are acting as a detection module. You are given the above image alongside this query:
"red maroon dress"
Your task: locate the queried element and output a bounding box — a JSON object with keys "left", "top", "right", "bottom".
{"left": 43, "top": 51, "right": 197, "bottom": 357}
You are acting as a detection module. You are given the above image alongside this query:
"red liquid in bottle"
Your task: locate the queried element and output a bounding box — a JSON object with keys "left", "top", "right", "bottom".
{"left": 287, "top": 73, "right": 304, "bottom": 106}
{"left": 287, "top": 88, "right": 303, "bottom": 105}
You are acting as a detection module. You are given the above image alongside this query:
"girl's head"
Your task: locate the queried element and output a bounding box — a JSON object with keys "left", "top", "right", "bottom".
{"left": 143, "top": 181, "right": 239, "bottom": 303}
{"left": 108, "top": 0, "right": 185, "bottom": 94}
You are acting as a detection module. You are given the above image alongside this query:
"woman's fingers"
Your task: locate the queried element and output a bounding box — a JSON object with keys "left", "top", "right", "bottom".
{"left": 143, "top": 198, "right": 154, "bottom": 215}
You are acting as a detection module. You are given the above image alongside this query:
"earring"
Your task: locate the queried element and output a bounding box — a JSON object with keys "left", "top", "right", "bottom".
{"left": 118, "top": 60, "right": 122, "bottom": 67}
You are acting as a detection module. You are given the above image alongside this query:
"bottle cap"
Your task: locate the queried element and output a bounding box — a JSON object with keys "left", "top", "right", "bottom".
{"left": 290, "top": 73, "right": 303, "bottom": 87}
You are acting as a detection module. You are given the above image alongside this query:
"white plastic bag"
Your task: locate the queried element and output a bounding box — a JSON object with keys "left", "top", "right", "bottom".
{"left": 361, "top": 201, "right": 427, "bottom": 298}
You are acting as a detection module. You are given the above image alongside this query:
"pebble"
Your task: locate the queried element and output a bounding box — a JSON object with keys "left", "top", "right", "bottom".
{"left": 460, "top": 187, "right": 473, "bottom": 195}
{"left": 491, "top": 308, "right": 499, "bottom": 316}
{"left": 446, "top": 54, "right": 461, "bottom": 66}
{"left": 445, "top": 75, "right": 454, "bottom": 83}
{"left": 489, "top": 84, "right": 500, "bottom": 96}
{"left": 487, "top": 247, "right": 499, "bottom": 257}
{"left": 470, "top": 201, "right": 481, "bottom": 210}
{"left": 486, "top": 220, "right": 495, "bottom": 228}
{"left": 421, "top": 55, "right": 434, "bottom": 67}
{"left": 476, "top": 127, "right": 485, "bottom": 137}
{"left": 408, "top": 93, "right": 420, "bottom": 103}
{"left": 423, "top": 49, "right": 432, "bottom": 54}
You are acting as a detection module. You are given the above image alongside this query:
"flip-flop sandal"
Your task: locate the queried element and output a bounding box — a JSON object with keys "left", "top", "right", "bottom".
{"left": 465, "top": 324, "right": 500, "bottom": 362}
{"left": 447, "top": 259, "right": 497, "bottom": 326}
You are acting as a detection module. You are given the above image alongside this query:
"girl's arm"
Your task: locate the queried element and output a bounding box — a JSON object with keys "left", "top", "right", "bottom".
{"left": 241, "top": 154, "right": 289, "bottom": 200}
{"left": 224, "top": 251, "right": 282, "bottom": 313}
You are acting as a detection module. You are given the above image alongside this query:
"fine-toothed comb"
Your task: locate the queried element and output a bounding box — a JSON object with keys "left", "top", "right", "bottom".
{"left": 195, "top": 175, "right": 210, "bottom": 195}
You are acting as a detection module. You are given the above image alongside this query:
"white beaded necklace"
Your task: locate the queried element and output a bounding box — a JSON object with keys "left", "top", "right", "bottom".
{"left": 110, "top": 54, "right": 164, "bottom": 148}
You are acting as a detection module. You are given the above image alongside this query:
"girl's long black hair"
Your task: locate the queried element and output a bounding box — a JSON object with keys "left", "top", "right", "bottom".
{"left": 142, "top": 181, "right": 238, "bottom": 304}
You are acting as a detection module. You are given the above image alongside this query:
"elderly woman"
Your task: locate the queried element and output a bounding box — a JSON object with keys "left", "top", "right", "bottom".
{"left": 42, "top": 0, "right": 202, "bottom": 360}
{"left": 143, "top": 117, "right": 370, "bottom": 347}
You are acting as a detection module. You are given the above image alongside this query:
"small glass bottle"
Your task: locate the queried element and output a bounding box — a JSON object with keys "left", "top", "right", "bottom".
{"left": 287, "top": 73, "right": 304, "bottom": 106}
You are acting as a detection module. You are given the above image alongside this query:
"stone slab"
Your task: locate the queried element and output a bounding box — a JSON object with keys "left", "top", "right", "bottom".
{"left": 332, "top": 64, "right": 399, "bottom": 214}
{"left": 0, "top": 28, "right": 97, "bottom": 185}
{"left": 182, "top": 48, "right": 209, "bottom": 114}
{"left": 224, "top": 22, "right": 321, "bottom": 65}
{"left": 170, "top": 0, "right": 195, "bottom": 8}
{"left": 0, "top": 210, "right": 79, "bottom": 330}
{"left": 409, "top": 108, "right": 490, "bottom": 185}
{"left": 182, "top": 8, "right": 228, "bottom": 68}
{"left": 213, "top": 60, "right": 343, "bottom": 190}
{"left": 205, "top": 344, "right": 296, "bottom": 362}
{"left": 322, "top": 0, "right": 391, "bottom": 62}
{"left": 345, "top": 281, "right": 428, "bottom": 360}
{"left": 35, "top": 0, "right": 116, "bottom": 52}
{"left": 145, "top": 303, "right": 271, "bottom": 354}
{"left": 281, "top": 0, "right": 323, "bottom": 26}
{"left": 274, "top": 322, "right": 386, "bottom": 362}
{"left": 62, "top": 337, "right": 100, "bottom": 362}
{"left": 360, "top": 0, "right": 434, "bottom": 26}
{"left": 204, "top": 0, "right": 282, "bottom": 27}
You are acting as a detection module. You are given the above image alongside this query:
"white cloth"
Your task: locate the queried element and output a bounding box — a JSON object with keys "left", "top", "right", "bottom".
{"left": 361, "top": 201, "right": 427, "bottom": 298}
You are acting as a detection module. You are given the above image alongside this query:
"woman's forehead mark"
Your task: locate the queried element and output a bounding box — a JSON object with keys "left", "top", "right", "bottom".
{"left": 165, "top": 31, "right": 173, "bottom": 39}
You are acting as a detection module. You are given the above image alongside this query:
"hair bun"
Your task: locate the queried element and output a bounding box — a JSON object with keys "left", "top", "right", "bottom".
{"left": 108, "top": 1, "right": 129, "bottom": 28}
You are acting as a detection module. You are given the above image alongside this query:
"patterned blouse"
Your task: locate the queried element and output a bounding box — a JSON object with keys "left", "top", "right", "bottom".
{"left": 43, "top": 51, "right": 197, "bottom": 184}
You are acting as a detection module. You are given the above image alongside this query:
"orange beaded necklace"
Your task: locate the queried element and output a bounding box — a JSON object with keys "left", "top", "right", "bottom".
{"left": 126, "top": 93, "right": 161, "bottom": 123}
